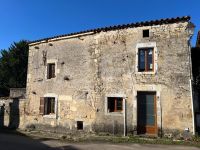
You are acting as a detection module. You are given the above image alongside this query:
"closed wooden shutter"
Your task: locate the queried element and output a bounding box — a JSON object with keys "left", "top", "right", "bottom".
{"left": 39, "top": 97, "right": 45, "bottom": 115}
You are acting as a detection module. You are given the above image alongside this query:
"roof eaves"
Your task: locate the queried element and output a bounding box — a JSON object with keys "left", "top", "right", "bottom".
{"left": 29, "top": 16, "right": 191, "bottom": 45}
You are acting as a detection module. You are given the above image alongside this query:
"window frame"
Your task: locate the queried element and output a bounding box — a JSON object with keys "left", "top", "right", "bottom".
{"left": 135, "top": 42, "right": 157, "bottom": 74}
{"left": 105, "top": 95, "right": 125, "bottom": 115}
{"left": 107, "top": 97, "right": 123, "bottom": 113}
{"left": 138, "top": 48, "right": 154, "bottom": 72}
{"left": 40, "top": 93, "right": 58, "bottom": 118}
{"left": 47, "top": 63, "right": 55, "bottom": 79}
{"left": 44, "top": 97, "right": 55, "bottom": 115}
{"left": 77, "top": 121, "right": 83, "bottom": 130}
{"left": 143, "top": 29, "right": 149, "bottom": 38}
{"left": 46, "top": 59, "right": 57, "bottom": 80}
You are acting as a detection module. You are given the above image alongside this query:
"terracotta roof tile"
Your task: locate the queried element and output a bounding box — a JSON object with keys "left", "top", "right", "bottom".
{"left": 30, "top": 16, "right": 191, "bottom": 44}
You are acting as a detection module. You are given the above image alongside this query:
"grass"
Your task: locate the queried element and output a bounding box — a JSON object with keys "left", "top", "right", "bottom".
{"left": 3, "top": 129, "right": 200, "bottom": 147}
{"left": 59, "top": 134, "right": 200, "bottom": 147}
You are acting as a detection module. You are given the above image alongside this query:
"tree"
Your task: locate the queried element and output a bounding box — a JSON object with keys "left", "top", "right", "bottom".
{"left": 0, "top": 40, "right": 28, "bottom": 96}
{"left": 192, "top": 48, "right": 200, "bottom": 87}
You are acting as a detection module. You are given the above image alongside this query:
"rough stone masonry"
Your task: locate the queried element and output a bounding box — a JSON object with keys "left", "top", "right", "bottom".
{"left": 24, "top": 16, "right": 195, "bottom": 136}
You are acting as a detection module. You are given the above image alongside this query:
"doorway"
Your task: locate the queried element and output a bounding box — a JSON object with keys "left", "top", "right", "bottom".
{"left": 137, "top": 91, "right": 157, "bottom": 135}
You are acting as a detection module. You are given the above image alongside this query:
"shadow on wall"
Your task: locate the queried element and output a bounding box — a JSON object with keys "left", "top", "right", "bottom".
{"left": 9, "top": 99, "right": 20, "bottom": 129}
{"left": 0, "top": 104, "right": 5, "bottom": 128}
{"left": 0, "top": 99, "right": 20, "bottom": 130}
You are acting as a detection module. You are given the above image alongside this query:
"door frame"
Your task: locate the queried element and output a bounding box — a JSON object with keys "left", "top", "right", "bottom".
{"left": 137, "top": 91, "right": 158, "bottom": 135}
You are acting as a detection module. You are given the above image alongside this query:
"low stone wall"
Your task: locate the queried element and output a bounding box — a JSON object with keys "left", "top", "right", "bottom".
{"left": 9, "top": 88, "right": 26, "bottom": 98}
{"left": 0, "top": 98, "right": 26, "bottom": 129}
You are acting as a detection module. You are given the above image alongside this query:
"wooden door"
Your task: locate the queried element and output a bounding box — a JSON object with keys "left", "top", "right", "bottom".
{"left": 137, "top": 92, "right": 157, "bottom": 135}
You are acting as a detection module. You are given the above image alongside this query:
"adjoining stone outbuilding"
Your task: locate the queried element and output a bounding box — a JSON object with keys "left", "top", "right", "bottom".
{"left": 0, "top": 88, "right": 26, "bottom": 129}
{"left": 25, "top": 16, "right": 195, "bottom": 136}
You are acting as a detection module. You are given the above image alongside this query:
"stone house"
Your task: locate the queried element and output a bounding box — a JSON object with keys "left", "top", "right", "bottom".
{"left": 25, "top": 16, "right": 195, "bottom": 136}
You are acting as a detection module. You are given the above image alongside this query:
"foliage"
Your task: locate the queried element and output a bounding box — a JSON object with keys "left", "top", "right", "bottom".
{"left": 0, "top": 40, "right": 28, "bottom": 96}
{"left": 192, "top": 47, "right": 200, "bottom": 90}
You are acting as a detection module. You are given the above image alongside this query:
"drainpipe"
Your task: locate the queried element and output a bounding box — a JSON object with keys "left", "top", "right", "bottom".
{"left": 187, "top": 22, "right": 195, "bottom": 135}
{"left": 159, "top": 94, "right": 163, "bottom": 138}
{"left": 190, "top": 79, "right": 195, "bottom": 135}
{"left": 56, "top": 96, "right": 59, "bottom": 126}
{"left": 189, "top": 40, "right": 195, "bottom": 135}
{"left": 123, "top": 98, "right": 127, "bottom": 136}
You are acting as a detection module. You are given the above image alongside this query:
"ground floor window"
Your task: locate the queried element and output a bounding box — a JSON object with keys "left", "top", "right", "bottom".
{"left": 107, "top": 97, "right": 123, "bottom": 112}
{"left": 77, "top": 121, "right": 83, "bottom": 130}
{"left": 40, "top": 97, "right": 55, "bottom": 115}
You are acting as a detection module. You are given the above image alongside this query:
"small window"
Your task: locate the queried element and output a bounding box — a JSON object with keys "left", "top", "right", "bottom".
{"left": 77, "top": 121, "right": 83, "bottom": 130}
{"left": 47, "top": 63, "right": 55, "bottom": 79}
{"left": 143, "top": 29, "right": 149, "bottom": 38}
{"left": 138, "top": 48, "right": 154, "bottom": 72}
{"left": 107, "top": 97, "right": 123, "bottom": 112}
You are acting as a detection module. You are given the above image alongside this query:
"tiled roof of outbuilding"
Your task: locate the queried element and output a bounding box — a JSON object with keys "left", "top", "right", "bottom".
{"left": 30, "top": 16, "right": 191, "bottom": 44}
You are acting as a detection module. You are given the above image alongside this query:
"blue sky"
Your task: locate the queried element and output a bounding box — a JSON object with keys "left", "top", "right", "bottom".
{"left": 0, "top": 0, "right": 199, "bottom": 50}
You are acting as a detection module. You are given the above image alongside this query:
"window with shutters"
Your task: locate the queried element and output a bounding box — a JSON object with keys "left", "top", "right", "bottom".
{"left": 47, "top": 63, "right": 55, "bottom": 79}
{"left": 138, "top": 48, "right": 154, "bottom": 72}
{"left": 40, "top": 97, "right": 55, "bottom": 115}
{"left": 107, "top": 97, "right": 123, "bottom": 113}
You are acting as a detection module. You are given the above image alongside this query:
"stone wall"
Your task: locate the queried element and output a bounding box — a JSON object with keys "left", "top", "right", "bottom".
{"left": 0, "top": 98, "right": 26, "bottom": 129}
{"left": 10, "top": 88, "right": 26, "bottom": 98}
{"left": 25, "top": 21, "right": 194, "bottom": 136}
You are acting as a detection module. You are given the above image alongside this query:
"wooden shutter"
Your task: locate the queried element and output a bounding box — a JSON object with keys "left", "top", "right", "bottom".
{"left": 51, "top": 98, "right": 55, "bottom": 114}
{"left": 52, "top": 64, "right": 55, "bottom": 78}
{"left": 39, "top": 97, "right": 45, "bottom": 115}
{"left": 47, "top": 64, "right": 50, "bottom": 79}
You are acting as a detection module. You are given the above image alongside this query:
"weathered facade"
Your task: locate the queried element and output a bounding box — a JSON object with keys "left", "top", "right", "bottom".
{"left": 25, "top": 16, "right": 195, "bottom": 136}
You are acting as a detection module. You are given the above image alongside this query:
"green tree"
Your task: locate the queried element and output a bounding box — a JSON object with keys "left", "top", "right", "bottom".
{"left": 0, "top": 40, "right": 28, "bottom": 96}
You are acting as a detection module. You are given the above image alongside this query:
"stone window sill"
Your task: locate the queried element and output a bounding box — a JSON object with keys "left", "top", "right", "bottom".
{"left": 43, "top": 114, "right": 56, "bottom": 119}
{"left": 46, "top": 78, "right": 56, "bottom": 81}
{"left": 106, "top": 112, "right": 123, "bottom": 116}
{"left": 136, "top": 71, "right": 155, "bottom": 75}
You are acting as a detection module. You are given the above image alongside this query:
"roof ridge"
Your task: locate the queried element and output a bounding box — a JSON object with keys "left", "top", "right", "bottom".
{"left": 30, "top": 16, "right": 190, "bottom": 44}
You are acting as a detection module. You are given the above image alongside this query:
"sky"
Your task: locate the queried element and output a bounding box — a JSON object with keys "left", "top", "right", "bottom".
{"left": 0, "top": 0, "right": 199, "bottom": 50}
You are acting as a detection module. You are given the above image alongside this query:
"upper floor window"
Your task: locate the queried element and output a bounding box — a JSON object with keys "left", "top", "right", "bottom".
{"left": 138, "top": 48, "right": 154, "bottom": 72}
{"left": 47, "top": 63, "right": 55, "bottom": 79}
{"left": 143, "top": 29, "right": 149, "bottom": 38}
